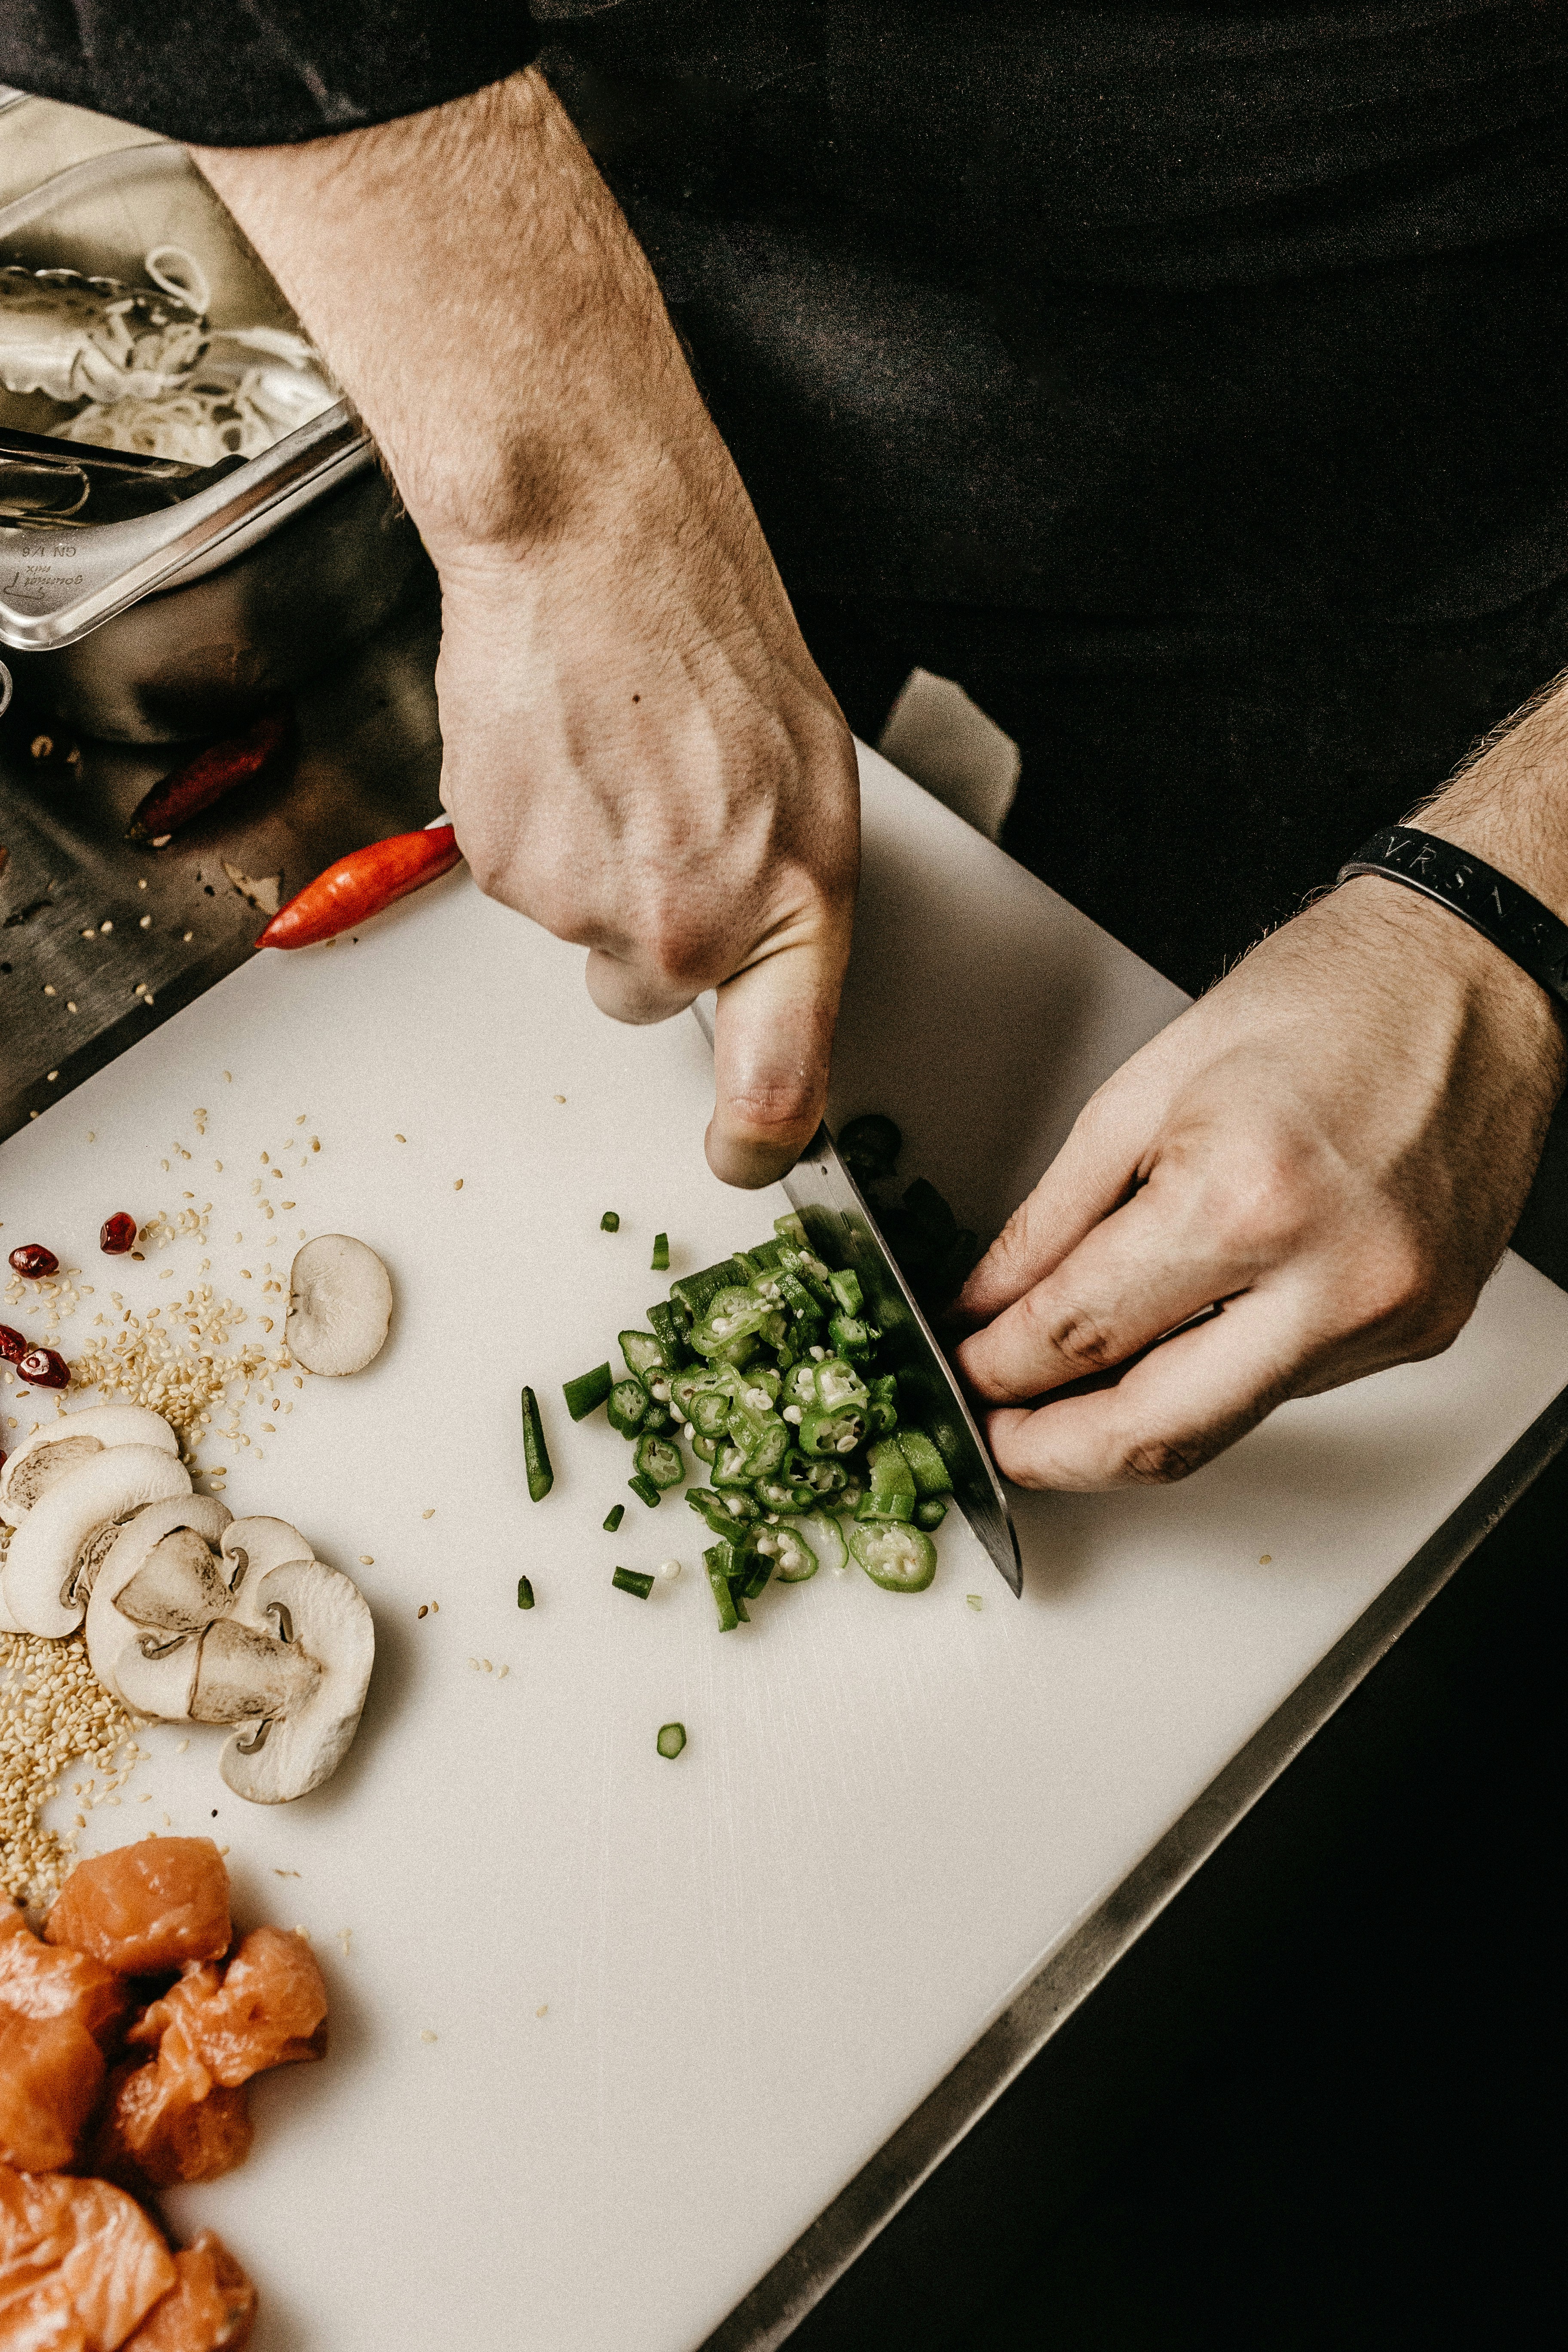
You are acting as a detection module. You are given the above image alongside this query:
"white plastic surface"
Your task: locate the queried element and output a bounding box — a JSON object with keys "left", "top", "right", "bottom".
{"left": 3, "top": 747, "right": 1565, "bottom": 2350}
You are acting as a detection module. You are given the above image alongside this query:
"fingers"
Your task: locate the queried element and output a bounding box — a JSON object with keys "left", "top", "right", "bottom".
{"left": 983, "top": 1288, "right": 1302, "bottom": 1491}
{"left": 956, "top": 1087, "right": 1148, "bottom": 1328}
{"left": 706, "top": 928, "right": 848, "bottom": 1188}
{"left": 956, "top": 1145, "right": 1243, "bottom": 1401}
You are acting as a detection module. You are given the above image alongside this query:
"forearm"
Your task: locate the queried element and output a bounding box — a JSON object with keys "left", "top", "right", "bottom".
{"left": 191, "top": 70, "right": 723, "bottom": 559}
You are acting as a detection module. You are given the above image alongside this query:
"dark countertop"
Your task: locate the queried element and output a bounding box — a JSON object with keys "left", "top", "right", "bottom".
{"left": 0, "top": 574, "right": 443, "bottom": 1142}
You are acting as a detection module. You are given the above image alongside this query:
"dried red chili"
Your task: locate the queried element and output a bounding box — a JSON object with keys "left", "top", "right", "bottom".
{"left": 256, "top": 824, "right": 462, "bottom": 951}
{"left": 8, "top": 1243, "right": 58, "bottom": 1279}
{"left": 99, "top": 1213, "right": 138, "bottom": 1256}
{"left": 126, "top": 707, "right": 293, "bottom": 848}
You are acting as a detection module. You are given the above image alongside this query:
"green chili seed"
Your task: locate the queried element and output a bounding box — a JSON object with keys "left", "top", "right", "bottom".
{"left": 612, "top": 1566, "right": 655, "bottom": 1599}
{"left": 563, "top": 1361, "right": 614, "bottom": 1420}
{"left": 520, "top": 1387, "right": 554, "bottom": 1502}
{"left": 651, "top": 1231, "right": 670, "bottom": 1271}
{"left": 656, "top": 1721, "right": 687, "bottom": 1759}
{"left": 628, "top": 1471, "right": 662, "bottom": 1508}
{"left": 517, "top": 1576, "right": 536, "bottom": 1609}
{"left": 600, "top": 1210, "right": 621, "bottom": 1232}
{"left": 603, "top": 1504, "right": 625, "bottom": 1533}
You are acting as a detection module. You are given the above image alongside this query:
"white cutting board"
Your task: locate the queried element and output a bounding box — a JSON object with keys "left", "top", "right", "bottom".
{"left": 3, "top": 748, "right": 1567, "bottom": 2352}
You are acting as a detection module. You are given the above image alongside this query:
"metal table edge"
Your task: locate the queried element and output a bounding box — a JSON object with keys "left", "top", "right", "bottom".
{"left": 697, "top": 1376, "right": 1568, "bottom": 2352}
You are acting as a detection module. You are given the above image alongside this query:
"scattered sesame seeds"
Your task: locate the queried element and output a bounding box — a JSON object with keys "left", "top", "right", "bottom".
{"left": 417, "top": 1605, "right": 428, "bottom": 1619}
{"left": 1, "top": 1625, "right": 137, "bottom": 1904}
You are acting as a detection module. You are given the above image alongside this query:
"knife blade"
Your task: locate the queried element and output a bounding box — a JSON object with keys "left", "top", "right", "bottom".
{"left": 689, "top": 1000, "right": 1023, "bottom": 1595}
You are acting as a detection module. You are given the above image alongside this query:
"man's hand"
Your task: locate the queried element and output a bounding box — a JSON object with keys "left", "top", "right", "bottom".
{"left": 194, "top": 70, "right": 858, "bottom": 1187}
{"left": 956, "top": 815, "right": 1568, "bottom": 1490}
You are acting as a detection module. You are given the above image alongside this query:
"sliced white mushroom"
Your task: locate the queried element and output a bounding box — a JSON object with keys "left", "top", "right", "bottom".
{"left": 0, "top": 1446, "right": 193, "bottom": 1639}
{"left": 85, "top": 1495, "right": 233, "bottom": 1719}
{"left": 219, "top": 1516, "right": 314, "bottom": 1608}
{"left": 219, "top": 1557, "right": 374, "bottom": 1804}
{"left": 0, "top": 1406, "right": 180, "bottom": 1526}
{"left": 285, "top": 1234, "right": 393, "bottom": 1376}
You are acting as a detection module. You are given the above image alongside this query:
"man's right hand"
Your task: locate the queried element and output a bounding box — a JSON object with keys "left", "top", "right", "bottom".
{"left": 194, "top": 68, "right": 858, "bottom": 1187}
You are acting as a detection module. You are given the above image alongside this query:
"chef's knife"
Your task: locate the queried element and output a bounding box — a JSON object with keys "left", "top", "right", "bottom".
{"left": 690, "top": 1000, "right": 1023, "bottom": 1595}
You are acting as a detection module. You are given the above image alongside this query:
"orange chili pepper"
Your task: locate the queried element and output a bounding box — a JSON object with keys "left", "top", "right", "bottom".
{"left": 255, "top": 824, "right": 462, "bottom": 949}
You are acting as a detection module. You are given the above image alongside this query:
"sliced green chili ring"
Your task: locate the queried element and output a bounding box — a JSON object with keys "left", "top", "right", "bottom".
{"left": 771, "top": 1522, "right": 818, "bottom": 1582}
{"left": 754, "top": 1472, "right": 809, "bottom": 1513}
{"left": 782, "top": 1360, "right": 819, "bottom": 1407}
{"left": 828, "top": 1266, "right": 864, "bottom": 1317}
{"left": 737, "top": 1551, "right": 774, "bottom": 1602}
{"left": 813, "top": 1356, "right": 869, "bottom": 1410}
{"left": 628, "top": 1471, "right": 663, "bottom": 1508}
{"left": 647, "top": 1298, "right": 694, "bottom": 1367}
{"left": 773, "top": 1213, "right": 808, "bottom": 1242}
{"left": 798, "top": 1404, "right": 866, "bottom": 1458}
{"left": 672, "top": 1256, "right": 750, "bottom": 1320}
{"left": 517, "top": 1575, "right": 536, "bottom": 1608}
{"left": 865, "top": 1373, "right": 900, "bottom": 1435}
{"left": 704, "top": 1544, "right": 741, "bottom": 1631}
{"left": 656, "top": 1721, "right": 687, "bottom": 1758}
{"left": 600, "top": 1210, "right": 620, "bottom": 1232}
{"left": 634, "top": 1433, "right": 685, "bottom": 1489}
{"left": 915, "top": 1497, "right": 949, "bottom": 1530}
{"left": 793, "top": 1510, "right": 846, "bottom": 1577}
{"left": 651, "top": 1231, "right": 670, "bottom": 1271}
{"left": 620, "top": 1329, "right": 667, "bottom": 1379}
{"left": 690, "top": 1431, "right": 719, "bottom": 1464}
{"left": 736, "top": 1418, "right": 789, "bottom": 1478}
{"left": 690, "top": 1388, "right": 732, "bottom": 1438}
{"left": 827, "top": 1313, "right": 878, "bottom": 1363}
{"left": 860, "top": 1436, "right": 916, "bottom": 1523}
{"left": 895, "top": 1427, "right": 954, "bottom": 1496}
{"left": 825, "top": 1477, "right": 865, "bottom": 1516}
{"left": 687, "top": 1486, "right": 758, "bottom": 1537}
{"left": 711, "top": 1442, "right": 754, "bottom": 1490}
{"left": 607, "top": 1377, "right": 650, "bottom": 1438}
{"left": 612, "top": 1566, "right": 655, "bottom": 1599}
{"left": 520, "top": 1387, "right": 554, "bottom": 1501}
{"left": 849, "top": 1516, "right": 937, "bottom": 1592}
{"left": 563, "top": 1361, "right": 614, "bottom": 1421}
{"left": 603, "top": 1504, "right": 625, "bottom": 1533}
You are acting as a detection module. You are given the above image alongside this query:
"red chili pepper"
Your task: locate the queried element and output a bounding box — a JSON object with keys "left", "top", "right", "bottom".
{"left": 18, "top": 1348, "right": 69, "bottom": 1389}
{"left": 126, "top": 707, "right": 293, "bottom": 848}
{"left": 255, "top": 824, "right": 462, "bottom": 950}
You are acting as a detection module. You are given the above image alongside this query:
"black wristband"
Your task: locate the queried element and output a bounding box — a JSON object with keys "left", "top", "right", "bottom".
{"left": 1336, "top": 825, "right": 1568, "bottom": 1013}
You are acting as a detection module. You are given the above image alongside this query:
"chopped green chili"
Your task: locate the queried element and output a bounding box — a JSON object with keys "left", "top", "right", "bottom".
{"left": 563, "top": 1361, "right": 614, "bottom": 1420}
{"left": 704, "top": 1544, "right": 741, "bottom": 1631}
{"left": 600, "top": 1210, "right": 621, "bottom": 1232}
{"left": 651, "top": 1231, "right": 670, "bottom": 1271}
{"left": 612, "top": 1566, "right": 655, "bottom": 1599}
{"left": 603, "top": 1503, "right": 625, "bottom": 1533}
{"left": 628, "top": 1470, "right": 663, "bottom": 1508}
{"left": 634, "top": 1433, "right": 685, "bottom": 1488}
{"left": 656, "top": 1721, "right": 687, "bottom": 1758}
{"left": 517, "top": 1576, "right": 536, "bottom": 1609}
{"left": 520, "top": 1387, "right": 554, "bottom": 1502}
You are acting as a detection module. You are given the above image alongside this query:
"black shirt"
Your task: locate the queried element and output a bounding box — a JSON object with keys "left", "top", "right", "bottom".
{"left": 5, "top": 3, "right": 1567, "bottom": 626}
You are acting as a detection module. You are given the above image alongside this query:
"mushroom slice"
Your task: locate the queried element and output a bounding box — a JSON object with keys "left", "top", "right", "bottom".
{"left": 0, "top": 1406, "right": 180, "bottom": 1526}
{"left": 220, "top": 1516, "right": 314, "bottom": 1606}
{"left": 191, "top": 1617, "right": 322, "bottom": 1726}
{"left": 85, "top": 1494, "right": 232, "bottom": 1717}
{"left": 285, "top": 1234, "right": 393, "bottom": 1376}
{"left": 219, "top": 1559, "right": 374, "bottom": 1804}
{"left": 1, "top": 1446, "right": 193, "bottom": 1640}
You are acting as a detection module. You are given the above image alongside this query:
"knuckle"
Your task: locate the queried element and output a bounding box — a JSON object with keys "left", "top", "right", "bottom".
{"left": 1028, "top": 1298, "right": 1118, "bottom": 1378}
{"left": 726, "top": 1074, "right": 820, "bottom": 1142}
{"left": 1115, "top": 1428, "right": 1209, "bottom": 1485}
{"left": 1191, "top": 1139, "right": 1316, "bottom": 1262}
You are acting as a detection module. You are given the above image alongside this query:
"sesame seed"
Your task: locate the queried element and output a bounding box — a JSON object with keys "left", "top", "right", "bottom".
{"left": 359, "top": 1556, "right": 374, "bottom": 1566}
{"left": 453, "top": 1179, "right": 464, "bottom": 1191}
{"left": 420, "top": 2030, "right": 438, "bottom": 2044}
{"left": 139, "top": 915, "right": 151, "bottom": 930}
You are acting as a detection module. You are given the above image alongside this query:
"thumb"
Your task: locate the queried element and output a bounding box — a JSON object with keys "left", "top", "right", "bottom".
{"left": 706, "top": 929, "right": 848, "bottom": 1188}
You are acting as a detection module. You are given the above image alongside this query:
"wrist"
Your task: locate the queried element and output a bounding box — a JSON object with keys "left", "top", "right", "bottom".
{"left": 1334, "top": 869, "right": 1567, "bottom": 1086}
